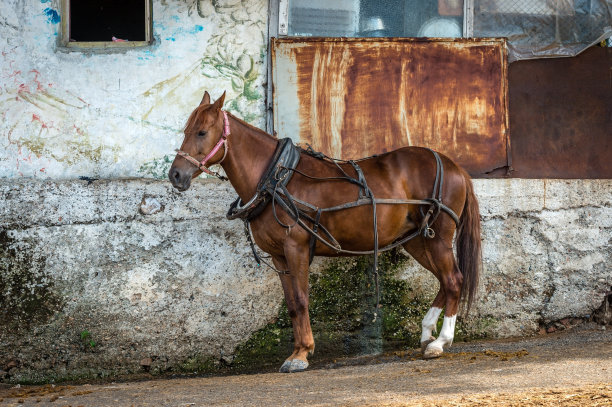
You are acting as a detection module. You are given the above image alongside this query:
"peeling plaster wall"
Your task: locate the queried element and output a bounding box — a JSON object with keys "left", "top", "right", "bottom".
{"left": 1, "top": 0, "right": 267, "bottom": 179}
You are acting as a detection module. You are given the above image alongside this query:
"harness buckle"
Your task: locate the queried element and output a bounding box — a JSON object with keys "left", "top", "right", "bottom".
{"left": 424, "top": 227, "right": 436, "bottom": 239}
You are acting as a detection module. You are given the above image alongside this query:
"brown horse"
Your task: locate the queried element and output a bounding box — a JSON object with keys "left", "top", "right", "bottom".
{"left": 169, "top": 91, "right": 481, "bottom": 373}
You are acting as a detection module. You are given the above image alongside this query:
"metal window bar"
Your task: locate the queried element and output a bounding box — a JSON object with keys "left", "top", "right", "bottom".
{"left": 464, "top": 0, "right": 474, "bottom": 37}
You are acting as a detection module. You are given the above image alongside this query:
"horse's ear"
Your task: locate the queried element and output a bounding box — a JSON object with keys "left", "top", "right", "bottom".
{"left": 200, "top": 91, "right": 211, "bottom": 105}
{"left": 212, "top": 91, "right": 226, "bottom": 112}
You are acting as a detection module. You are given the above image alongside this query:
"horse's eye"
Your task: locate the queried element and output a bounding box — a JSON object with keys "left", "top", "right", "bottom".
{"left": 198, "top": 130, "right": 207, "bottom": 137}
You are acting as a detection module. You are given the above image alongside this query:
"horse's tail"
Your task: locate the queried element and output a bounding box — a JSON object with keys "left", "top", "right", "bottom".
{"left": 456, "top": 169, "right": 481, "bottom": 315}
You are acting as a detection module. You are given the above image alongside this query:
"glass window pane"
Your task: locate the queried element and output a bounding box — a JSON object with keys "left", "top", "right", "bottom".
{"left": 287, "top": 0, "right": 464, "bottom": 38}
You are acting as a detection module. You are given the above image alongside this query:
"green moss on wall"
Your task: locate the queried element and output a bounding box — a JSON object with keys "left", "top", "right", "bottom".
{"left": 0, "top": 239, "right": 497, "bottom": 383}
{"left": 0, "top": 230, "right": 63, "bottom": 332}
{"left": 138, "top": 154, "right": 175, "bottom": 179}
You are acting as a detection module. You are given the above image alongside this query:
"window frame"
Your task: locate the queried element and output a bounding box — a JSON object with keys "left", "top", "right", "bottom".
{"left": 59, "top": 0, "right": 153, "bottom": 50}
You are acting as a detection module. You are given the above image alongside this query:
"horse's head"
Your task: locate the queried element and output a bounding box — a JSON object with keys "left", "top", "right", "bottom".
{"left": 168, "top": 91, "right": 226, "bottom": 191}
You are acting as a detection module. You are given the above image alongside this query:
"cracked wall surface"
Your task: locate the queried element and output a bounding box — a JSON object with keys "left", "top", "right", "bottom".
{"left": 1, "top": 178, "right": 610, "bottom": 382}
{"left": 0, "top": 178, "right": 282, "bottom": 382}
{"left": 478, "top": 179, "right": 611, "bottom": 336}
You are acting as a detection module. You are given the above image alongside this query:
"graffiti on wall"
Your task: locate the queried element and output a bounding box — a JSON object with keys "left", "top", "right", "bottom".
{"left": 0, "top": 0, "right": 268, "bottom": 179}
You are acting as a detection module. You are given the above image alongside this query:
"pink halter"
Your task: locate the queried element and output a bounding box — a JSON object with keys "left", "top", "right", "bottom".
{"left": 176, "top": 110, "right": 230, "bottom": 178}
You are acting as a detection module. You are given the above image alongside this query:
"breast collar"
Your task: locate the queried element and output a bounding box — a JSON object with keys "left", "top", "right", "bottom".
{"left": 226, "top": 137, "right": 301, "bottom": 221}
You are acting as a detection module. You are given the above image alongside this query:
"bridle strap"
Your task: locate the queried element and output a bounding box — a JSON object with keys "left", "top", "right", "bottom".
{"left": 176, "top": 110, "right": 230, "bottom": 180}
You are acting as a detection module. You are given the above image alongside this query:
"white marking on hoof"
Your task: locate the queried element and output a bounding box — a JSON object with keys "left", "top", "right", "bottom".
{"left": 421, "top": 307, "right": 442, "bottom": 344}
{"left": 423, "top": 344, "right": 444, "bottom": 359}
{"left": 425, "top": 315, "right": 457, "bottom": 356}
{"left": 288, "top": 359, "right": 308, "bottom": 373}
{"left": 279, "top": 360, "right": 292, "bottom": 373}
{"left": 420, "top": 336, "right": 436, "bottom": 354}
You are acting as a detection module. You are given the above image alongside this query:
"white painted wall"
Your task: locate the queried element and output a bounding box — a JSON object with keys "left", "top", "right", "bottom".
{"left": 0, "top": 0, "right": 267, "bottom": 179}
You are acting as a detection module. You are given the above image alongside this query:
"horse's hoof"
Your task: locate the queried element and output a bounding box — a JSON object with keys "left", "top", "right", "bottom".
{"left": 423, "top": 344, "right": 443, "bottom": 359}
{"left": 420, "top": 336, "right": 436, "bottom": 354}
{"left": 288, "top": 359, "right": 308, "bottom": 373}
{"left": 279, "top": 360, "right": 293, "bottom": 373}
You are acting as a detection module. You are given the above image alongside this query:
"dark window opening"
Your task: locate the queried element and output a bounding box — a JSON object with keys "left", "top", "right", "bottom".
{"left": 70, "top": 0, "right": 146, "bottom": 42}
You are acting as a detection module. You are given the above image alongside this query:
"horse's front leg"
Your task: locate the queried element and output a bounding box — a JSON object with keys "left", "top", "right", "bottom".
{"left": 272, "top": 243, "right": 314, "bottom": 373}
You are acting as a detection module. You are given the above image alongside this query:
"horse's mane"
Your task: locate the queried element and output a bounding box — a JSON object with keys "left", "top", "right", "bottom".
{"left": 226, "top": 111, "right": 277, "bottom": 141}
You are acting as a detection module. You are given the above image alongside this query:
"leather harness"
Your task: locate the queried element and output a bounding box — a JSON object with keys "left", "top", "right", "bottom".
{"left": 227, "top": 138, "right": 301, "bottom": 222}
{"left": 177, "top": 117, "right": 459, "bottom": 313}
{"left": 225, "top": 138, "right": 460, "bottom": 310}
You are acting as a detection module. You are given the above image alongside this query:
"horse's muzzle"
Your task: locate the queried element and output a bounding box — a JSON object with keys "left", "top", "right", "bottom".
{"left": 168, "top": 167, "right": 191, "bottom": 191}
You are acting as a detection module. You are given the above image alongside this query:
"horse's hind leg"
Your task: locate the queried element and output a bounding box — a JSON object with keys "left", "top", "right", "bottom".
{"left": 423, "top": 241, "right": 463, "bottom": 358}
{"left": 403, "top": 236, "right": 462, "bottom": 358}
{"left": 420, "top": 289, "right": 444, "bottom": 352}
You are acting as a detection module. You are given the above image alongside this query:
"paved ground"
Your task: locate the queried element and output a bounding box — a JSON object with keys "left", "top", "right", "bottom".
{"left": 1, "top": 325, "right": 610, "bottom": 406}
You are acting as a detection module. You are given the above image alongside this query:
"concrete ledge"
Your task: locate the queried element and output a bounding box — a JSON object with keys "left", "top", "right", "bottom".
{"left": 0, "top": 178, "right": 610, "bottom": 382}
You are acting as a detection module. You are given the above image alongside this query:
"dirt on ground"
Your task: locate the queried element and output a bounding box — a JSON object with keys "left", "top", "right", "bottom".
{"left": 1, "top": 325, "right": 610, "bottom": 407}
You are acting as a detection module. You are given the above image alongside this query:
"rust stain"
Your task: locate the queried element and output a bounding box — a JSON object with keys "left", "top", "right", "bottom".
{"left": 273, "top": 38, "right": 509, "bottom": 177}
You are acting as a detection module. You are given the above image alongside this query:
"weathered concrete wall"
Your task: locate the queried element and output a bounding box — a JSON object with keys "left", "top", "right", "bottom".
{"left": 0, "top": 0, "right": 267, "bottom": 179}
{"left": 1, "top": 178, "right": 610, "bottom": 383}
{"left": 0, "top": 178, "right": 282, "bottom": 382}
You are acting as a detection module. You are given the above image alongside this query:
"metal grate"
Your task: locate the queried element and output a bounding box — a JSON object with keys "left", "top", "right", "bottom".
{"left": 290, "top": 7, "right": 357, "bottom": 37}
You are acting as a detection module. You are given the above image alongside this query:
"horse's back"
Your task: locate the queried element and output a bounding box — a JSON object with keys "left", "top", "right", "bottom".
{"left": 291, "top": 146, "right": 467, "bottom": 208}
{"left": 359, "top": 146, "right": 468, "bottom": 205}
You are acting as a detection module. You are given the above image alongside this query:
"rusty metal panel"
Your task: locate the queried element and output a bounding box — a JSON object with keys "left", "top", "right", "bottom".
{"left": 508, "top": 46, "right": 612, "bottom": 179}
{"left": 272, "top": 37, "right": 509, "bottom": 176}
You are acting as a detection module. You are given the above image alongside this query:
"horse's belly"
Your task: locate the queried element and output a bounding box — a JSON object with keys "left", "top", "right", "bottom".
{"left": 314, "top": 204, "right": 417, "bottom": 254}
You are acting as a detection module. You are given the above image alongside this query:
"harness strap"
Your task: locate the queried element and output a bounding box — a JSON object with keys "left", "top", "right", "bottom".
{"left": 348, "top": 160, "right": 369, "bottom": 200}
{"left": 308, "top": 209, "right": 323, "bottom": 265}
{"left": 244, "top": 219, "right": 262, "bottom": 265}
{"left": 244, "top": 219, "right": 289, "bottom": 275}
{"left": 272, "top": 182, "right": 300, "bottom": 229}
{"left": 420, "top": 149, "right": 446, "bottom": 238}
